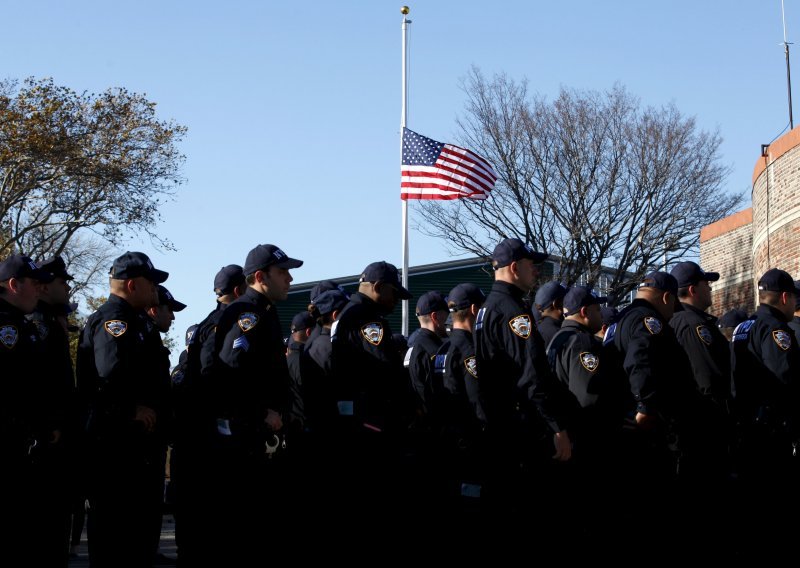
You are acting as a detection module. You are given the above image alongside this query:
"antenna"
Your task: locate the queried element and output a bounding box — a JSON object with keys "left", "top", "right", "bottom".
{"left": 782, "top": 0, "right": 794, "bottom": 129}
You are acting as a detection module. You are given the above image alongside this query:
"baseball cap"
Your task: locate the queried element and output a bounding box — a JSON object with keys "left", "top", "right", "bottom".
{"left": 214, "top": 264, "right": 245, "bottom": 296}
{"left": 0, "top": 254, "right": 55, "bottom": 283}
{"left": 491, "top": 238, "right": 548, "bottom": 269}
{"left": 447, "top": 283, "right": 486, "bottom": 312}
{"left": 638, "top": 271, "right": 678, "bottom": 297}
{"left": 670, "top": 261, "right": 720, "bottom": 288}
{"left": 563, "top": 286, "right": 607, "bottom": 316}
{"left": 110, "top": 252, "right": 168, "bottom": 283}
{"left": 156, "top": 285, "right": 186, "bottom": 312}
{"left": 359, "top": 261, "right": 412, "bottom": 300}
{"left": 415, "top": 291, "right": 448, "bottom": 316}
{"left": 243, "top": 244, "right": 303, "bottom": 277}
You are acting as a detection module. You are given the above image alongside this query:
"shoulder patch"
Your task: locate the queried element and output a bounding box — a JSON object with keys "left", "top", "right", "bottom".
{"left": 773, "top": 330, "right": 792, "bottom": 351}
{"left": 643, "top": 316, "right": 662, "bottom": 335}
{"left": 603, "top": 322, "right": 617, "bottom": 346}
{"left": 433, "top": 353, "right": 447, "bottom": 374}
{"left": 696, "top": 325, "right": 713, "bottom": 346}
{"left": 33, "top": 321, "right": 49, "bottom": 340}
{"left": 579, "top": 351, "right": 599, "bottom": 372}
{"left": 330, "top": 320, "right": 340, "bottom": 341}
{"left": 464, "top": 355, "right": 478, "bottom": 378}
{"left": 0, "top": 325, "right": 18, "bottom": 349}
{"left": 361, "top": 322, "right": 384, "bottom": 346}
{"left": 237, "top": 312, "right": 259, "bottom": 332}
{"left": 509, "top": 314, "right": 532, "bottom": 339}
{"left": 104, "top": 320, "right": 127, "bottom": 337}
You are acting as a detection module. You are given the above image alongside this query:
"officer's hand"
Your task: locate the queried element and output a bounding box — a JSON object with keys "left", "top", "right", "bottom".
{"left": 635, "top": 412, "right": 656, "bottom": 430}
{"left": 264, "top": 409, "right": 283, "bottom": 432}
{"left": 134, "top": 405, "right": 157, "bottom": 433}
{"left": 552, "top": 431, "right": 572, "bottom": 461}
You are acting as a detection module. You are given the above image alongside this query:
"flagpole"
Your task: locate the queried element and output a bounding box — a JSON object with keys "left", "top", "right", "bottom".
{"left": 400, "top": 5, "right": 411, "bottom": 336}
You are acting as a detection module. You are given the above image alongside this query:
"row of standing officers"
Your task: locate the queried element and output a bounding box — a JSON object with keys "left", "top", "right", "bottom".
{"left": 1, "top": 235, "right": 799, "bottom": 564}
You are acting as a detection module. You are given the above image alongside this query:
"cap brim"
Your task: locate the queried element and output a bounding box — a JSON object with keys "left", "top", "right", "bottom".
{"left": 396, "top": 285, "right": 413, "bottom": 300}
{"left": 149, "top": 269, "right": 169, "bottom": 284}
{"left": 169, "top": 300, "right": 187, "bottom": 312}
{"left": 275, "top": 258, "right": 303, "bottom": 269}
{"left": 530, "top": 252, "right": 549, "bottom": 264}
{"left": 704, "top": 272, "right": 720, "bottom": 282}
{"left": 30, "top": 268, "right": 55, "bottom": 283}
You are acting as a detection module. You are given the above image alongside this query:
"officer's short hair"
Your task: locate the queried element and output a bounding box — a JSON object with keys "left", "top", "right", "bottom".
{"left": 449, "top": 305, "right": 471, "bottom": 323}
{"left": 758, "top": 289, "right": 783, "bottom": 304}
{"left": 677, "top": 286, "right": 692, "bottom": 299}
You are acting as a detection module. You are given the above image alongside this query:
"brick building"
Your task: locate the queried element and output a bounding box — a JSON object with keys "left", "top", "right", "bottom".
{"left": 700, "top": 126, "right": 800, "bottom": 314}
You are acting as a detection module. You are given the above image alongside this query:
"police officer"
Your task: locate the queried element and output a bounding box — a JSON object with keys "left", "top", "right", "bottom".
{"left": 209, "top": 244, "right": 302, "bottom": 563}
{"left": 436, "top": 283, "right": 487, "bottom": 505}
{"left": 329, "top": 261, "right": 413, "bottom": 521}
{"left": 717, "top": 308, "right": 748, "bottom": 342}
{"left": 76, "top": 251, "right": 169, "bottom": 568}
{"left": 286, "top": 310, "right": 315, "bottom": 434}
{"left": 27, "top": 256, "right": 78, "bottom": 567}
{"left": 534, "top": 280, "right": 568, "bottom": 347}
{"left": 0, "top": 255, "right": 56, "bottom": 566}
{"left": 473, "top": 238, "right": 573, "bottom": 520}
{"left": 730, "top": 268, "right": 800, "bottom": 551}
{"left": 597, "top": 305, "right": 618, "bottom": 341}
{"left": 405, "top": 290, "right": 449, "bottom": 422}
{"left": 307, "top": 279, "right": 345, "bottom": 346}
{"left": 172, "top": 264, "right": 245, "bottom": 566}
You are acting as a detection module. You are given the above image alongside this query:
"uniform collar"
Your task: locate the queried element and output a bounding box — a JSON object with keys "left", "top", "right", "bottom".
{"left": 679, "top": 302, "right": 717, "bottom": 323}
{"left": 0, "top": 297, "right": 24, "bottom": 318}
{"left": 491, "top": 280, "right": 526, "bottom": 300}
{"left": 242, "top": 285, "right": 272, "bottom": 308}
{"left": 756, "top": 303, "right": 789, "bottom": 322}
{"left": 561, "top": 318, "right": 590, "bottom": 333}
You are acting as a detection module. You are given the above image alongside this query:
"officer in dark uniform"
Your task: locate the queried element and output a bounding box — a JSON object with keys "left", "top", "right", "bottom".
{"left": 76, "top": 251, "right": 169, "bottom": 568}
{"left": 534, "top": 280, "right": 568, "bottom": 347}
{"left": 404, "top": 290, "right": 449, "bottom": 422}
{"left": 605, "top": 271, "right": 702, "bottom": 553}
{"left": 435, "top": 283, "right": 487, "bottom": 505}
{"left": 307, "top": 279, "right": 345, "bottom": 346}
{"left": 669, "top": 261, "right": 732, "bottom": 484}
{"left": 789, "top": 280, "right": 800, "bottom": 343}
{"left": 286, "top": 310, "right": 315, "bottom": 434}
{"left": 597, "top": 306, "right": 618, "bottom": 341}
{"left": 209, "top": 244, "right": 302, "bottom": 564}
{"left": 717, "top": 308, "right": 748, "bottom": 342}
{"left": 730, "top": 268, "right": 800, "bottom": 552}
{"left": 329, "top": 261, "right": 413, "bottom": 521}
{"left": 473, "top": 238, "right": 574, "bottom": 521}
{"left": 0, "top": 255, "right": 56, "bottom": 566}
{"left": 27, "top": 256, "right": 77, "bottom": 567}
{"left": 171, "top": 264, "right": 245, "bottom": 566}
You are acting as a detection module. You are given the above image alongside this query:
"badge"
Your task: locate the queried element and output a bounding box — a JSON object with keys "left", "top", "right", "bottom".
{"left": 509, "top": 314, "right": 532, "bottom": 338}
{"left": 361, "top": 322, "right": 384, "bottom": 346}
{"left": 104, "top": 320, "right": 127, "bottom": 337}
{"left": 34, "top": 321, "right": 49, "bottom": 340}
{"left": 237, "top": 312, "right": 258, "bottom": 332}
{"left": 696, "top": 325, "right": 713, "bottom": 346}
{"left": 773, "top": 330, "right": 792, "bottom": 351}
{"left": 0, "top": 325, "right": 18, "bottom": 349}
{"left": 464, "top": 355, "right": 478, "bottom": 378}
{"left": 643, "top": 317, "right": 662, "bottom": 335}
{"left": 579, "top": 352, "right": 599, "bottom": 372}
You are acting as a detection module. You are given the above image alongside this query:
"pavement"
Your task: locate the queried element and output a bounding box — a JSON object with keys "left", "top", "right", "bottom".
{"left": 67, "top": 514, "right": 178, "bottom": 567}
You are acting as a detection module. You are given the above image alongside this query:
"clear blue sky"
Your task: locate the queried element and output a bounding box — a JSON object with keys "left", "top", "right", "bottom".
{"left": 1, "top": 0, "right": 795, "bottom": 352}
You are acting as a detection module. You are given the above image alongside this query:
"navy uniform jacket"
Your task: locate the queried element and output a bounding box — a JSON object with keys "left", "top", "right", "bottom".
{"left": 212, "top": 287, "right": 290, "bottom": 444}
{"left": 76, "top": 294, "right": 166, "bottom": 453}
{"left": 474, "top": 280, "right": 573, "bottom": 435}
{"left": 537, "top": 316, "right": 562, "bottom": 349}
{"left": 142, "top": 319, "right": 173, "bottom": 446}
{"left": 330, "top": 292, "right": 410, "bottom": 434}
{"left": 404, "top": 328, "right": 444, "bottom": 418}
{"left": 670, "top": 303, "right": 732, "bottom": 405}
{"left": 732, "top": 304, "right": 800, "bottom": 437}
{"left": 610, "top": 298, "right": 698, "bottom": 420}
{"left": 548, "top": 320, "right": 607, "bottom": 409}
{"left": 438, "top": 328, "right": 486, "bottom": 433}
{"left": 0, "top": 298, "right": 45, "bottom": 460}
{"left": 27, "top": 300, "right": 76, "bottom": 437}
{"left": 285, "top": 337, "right": 305, "bottom": 429}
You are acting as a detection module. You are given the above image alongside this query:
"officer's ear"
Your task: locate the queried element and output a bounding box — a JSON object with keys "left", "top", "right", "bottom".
{"left": 579, "top": 306, "right": 589, "bottom": 319}
{"left": 661, "top": 291, "right": 672, "bottom": 306}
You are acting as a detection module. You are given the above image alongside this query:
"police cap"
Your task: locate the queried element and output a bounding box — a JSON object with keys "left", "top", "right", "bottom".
{"left": 638, "top": 271, "right": 678, "bottom": 297}
{"left": 491, "top": 238, "right": 548, "bottom": 269}
{"left": 563, "top": 286, "right": 607, "bottom": 316}
{"left": 717, "top": 308, "right": 748, "bottom": 329}
{"left": 757, "top": 268, "right": 796, "bottom": 294}
{"left": 310, "top": 279, "right": 345, "bottom": 303}
{"left": 110, "top": 252, "right": 168, "bottom": 283}
{"left": 243, "top": 244, "right": 303, "bottom": 277}
{"left": 600, "top": 306, "right": 619, "bottom": 327}
{"left": 312, "top": 289, "right": 349, "bottom": 316}
{"left": 290, "top": 311, "right": 315, "bottom": 333}
{"left": 359, "top": 261, "right": 412, "bottom": 300}
{"left": 670, "top": 261, "right": 719, "bottom": 288}
{"left": 0, "top": 254, "right": 55, "bottom": 283}
{"left": 534, "top": 281, "right": 568, "bottom": 309}
{"left": 156, "top": 285, "right": 186, "bottom": 312}
{"left": 447, "top": 283, "right": 486, "bottom": 312}
{"left": 37, "top": 256, "right": 74, "bottom": 281}
{"left": 214, "top": 264, "right": 245, "bottom": 296}
{"left": 415, "top": 291, "right": 448, "bottom": 316}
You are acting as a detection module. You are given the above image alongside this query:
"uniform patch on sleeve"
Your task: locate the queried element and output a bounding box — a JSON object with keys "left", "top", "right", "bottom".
{"left": 773, "top": 330, "right": 792, "bottom": 351}
{"left": 696, "top": 325, "right": 713, "bottom": 346}
{"left": 509, "top": 314, "right": 532, "bottom": 338}
{"left": 233, "top": 335, "right": 250, "bottom": 351}
{"left": 361, "top": 322, "right": 384, "bottom": 346}
{"left": 104, "top": 320, "right": 127, "bottom": 337}
{"left": 643, "top": 317, "right": 662, "bottom": 335}
{"left": 603, "top": 322, "right": 617, "bottom": 346}
{"left": 732, "top": 319, "right": 754, "bottom": 342}
{"left": 580, "top": 352, "right": 599, "bottom": 372}
{"left": 464, "top": 355, "right": 478, "bottom": 378}
{"left": 475, "top": 307, "right": 486, "bottom": 331}
{"left": 403, "top": 346, "right": 413, "bottom": 367}
{"left": 433, "top": 353, "right": 447, "bottom": 375}
{"left": 33, "top": 321, "right": 49, "bottom": 340}
{"left": 0, "top": 325, "right": 18, "bottom": 349}
{"left": 237, "top": 312, "right": 259, "bottom": 332}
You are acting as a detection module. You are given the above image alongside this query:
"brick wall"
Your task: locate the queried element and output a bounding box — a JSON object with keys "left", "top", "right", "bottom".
{"left": 700, "top": 208, "right": 754, "bottom": 314}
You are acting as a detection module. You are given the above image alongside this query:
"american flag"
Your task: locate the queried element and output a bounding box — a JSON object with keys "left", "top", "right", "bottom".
{"left": 401, "top": 128, "right": 497, "bottom": 200}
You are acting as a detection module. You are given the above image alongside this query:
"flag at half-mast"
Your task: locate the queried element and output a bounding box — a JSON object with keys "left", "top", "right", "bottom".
{"left": 400, "top": 127, "right": 497, "bottom": 200}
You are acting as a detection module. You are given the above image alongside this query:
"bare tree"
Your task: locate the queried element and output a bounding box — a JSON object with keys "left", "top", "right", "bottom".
{"left": 416, "top": 69, "right": 742, "bottom": 304}
{"left": 0, "top": 77, "right": 187, "bottom": 268}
